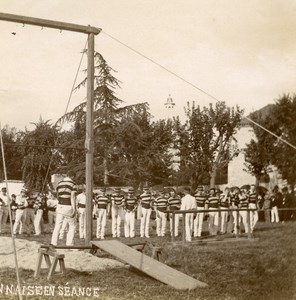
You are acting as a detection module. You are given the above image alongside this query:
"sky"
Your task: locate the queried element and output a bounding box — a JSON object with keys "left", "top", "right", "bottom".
{"left": 0, "top": 0, "right": 296, "bottom": 130}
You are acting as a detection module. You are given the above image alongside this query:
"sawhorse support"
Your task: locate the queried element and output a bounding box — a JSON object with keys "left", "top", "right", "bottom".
{"left": 34, "top": 248, "right": 66, "bottom": 280}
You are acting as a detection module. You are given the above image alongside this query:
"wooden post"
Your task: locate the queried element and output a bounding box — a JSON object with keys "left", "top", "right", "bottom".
{"left": 171, "top": 211, "right": 175, "bottom": 243}
{"left": 85, "top": 32, "right": 95, "bottom": 245}
{"left": 182, "top": 213, "right": 186, "bottom": 244}
{"left": 0, "top": 13, "right": 101, "bottom": 246}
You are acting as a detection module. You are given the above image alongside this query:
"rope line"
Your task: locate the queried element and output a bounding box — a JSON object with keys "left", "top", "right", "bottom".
{"left": 102, "top": 30, "right": 296, "bottom": 150}
{"left": 40, "top": 37, "right": 88, "bottom": 193}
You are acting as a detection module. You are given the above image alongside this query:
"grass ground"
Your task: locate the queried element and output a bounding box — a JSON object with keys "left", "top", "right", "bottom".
{"left": 0, "top": 219, "right": 295, "bottom": 299}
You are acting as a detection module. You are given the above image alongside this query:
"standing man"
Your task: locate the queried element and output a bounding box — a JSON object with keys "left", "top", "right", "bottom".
{"left": 0, "top": 187, "right": 9, "bottom": 233}
{"left": 76, "top": 186, "right": 87, "bottom": 239}
{"left": 238, "top": 188, "right": 250, "bottom": 234}
{"left": 153, "top": 190, "right": 168, "bottom": 237}
{"left": 33, "top": 193, "right": 47, "bottom": 235}
{"left": 180, "top": 187, "right": 196, "bottom": 242}
{"left": 50, "top": 176, "right": 76, "bottom": 247}
{"left": 206, "top": 188, "right": 219, "bottom": 236}
{"left": 270, "top": 185, "right": 281, "bottom": 223}
{"left": 13, "top": 189, "right": 28, "bottom": 236}
{"left": 248, "top": 184, "right": 258, "bottom": 233}
{"left": 26, "top": 191, "right": 36, "bottom": 235}
{"left": 139, "top": 187, "right": 153, "bottom": 238}
{"left": 168, "top": 190, "right": 181, "bottom": 237}
{"left": 193, "top": 186, "right": 207, "bottom": 238}
{"left": 230, "top": 188, "right": 240, "bottom": 235}
{"left": 219, "top": 187, "right": 231, "bottom": 234}
{"left": 124, "top": 187, "right": 138, "bottom": 238}
{"left": 46, "top": 192, "right": 58, "bottom": 233}
{"left": 94, "top": 187, "right": 109, "bottom": 239}
{"left": 111, "top": 187, "right": 125, "bottom": 238}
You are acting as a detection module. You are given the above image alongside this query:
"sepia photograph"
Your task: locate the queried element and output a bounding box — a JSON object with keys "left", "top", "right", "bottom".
{"left": 0, "top": 1, "right": 295, "bottom": 299}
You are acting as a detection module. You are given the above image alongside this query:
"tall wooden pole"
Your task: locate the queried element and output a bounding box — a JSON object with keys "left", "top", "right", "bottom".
{"left": 0, "top": 13, "right": 100, "bottom": 245}
{"left": 85, "top": 32, "right": 95, "bottom": 245}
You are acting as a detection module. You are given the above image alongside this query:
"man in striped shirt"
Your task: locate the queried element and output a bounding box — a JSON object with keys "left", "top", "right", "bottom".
{"left": 153, "top": 190, "right": 168, "bottom": 237}
{"left": 206, "top": 188, "right": 219, "bottom": 236}
{"left": 124, "top": 187, "right": 138, "bottom": 238}
{"left": 193, "top": 186, "right": 207, "bottom": 238}
{"left": 248, "top": 184, "right": 258, "bottom": 233}
{"left": 239, "top": 188, "right": 250, "bottom": 234}
{"left": 94, "top": 187, "right": 109, "bottom": 239}
{"left": 111, "top": 187, "right": 125, "bottom": 238}
{"left": 139, "top": 187, "right": 153, "bottom": 238}
{"left": 51, "top": 176, "right": 76, "bottom": 246}
{"left": 168, "top": 190, "right": 181, "bottom": 237}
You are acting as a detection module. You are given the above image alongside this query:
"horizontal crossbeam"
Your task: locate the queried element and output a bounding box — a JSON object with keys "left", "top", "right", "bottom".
{"left": 0, "top": 12, "right": 101, "bottom": 35}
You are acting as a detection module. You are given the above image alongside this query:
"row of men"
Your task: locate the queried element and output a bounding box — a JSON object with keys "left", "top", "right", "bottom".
{"left": 49, "top": 178, "right": 268, "bottom": 246}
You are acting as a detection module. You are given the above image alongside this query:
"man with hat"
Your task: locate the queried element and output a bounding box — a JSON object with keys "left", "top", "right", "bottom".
{"left": 94, "top": 187, "right": 109, "bottom": 239}
{"left": 139, "top": 187, "right": 153, "bottom": 238}
{"left": 193, "top": 185, "right": 207, "bottom": 238}
{"left": 0, "top": 187, "right": 9, "bottom": 233}
{"left": 50, "top": 176, "right": 76, "bottom": 246}
{"left": 13, "top": 188, "right": 28, "bottom": 236}
{"left": 111, "top": 187, "right": 125, "bottom": 238}
{"left": 124, "top": 187, "right": 138, "bottom": 238}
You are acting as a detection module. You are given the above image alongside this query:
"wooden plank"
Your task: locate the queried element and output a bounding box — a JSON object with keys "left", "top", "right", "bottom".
{"left": 0, "top": 12, "right": 101, "bottom": 34}
{"left": 91, "top": 240, "right": 207, "bottom": 290}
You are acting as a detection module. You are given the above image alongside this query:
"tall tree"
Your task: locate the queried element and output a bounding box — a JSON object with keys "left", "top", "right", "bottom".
{"left": 182, "top": 101, "right": 243, "bottom": 189}
{"left": 20, "top": 118, "right": 60, "bottom": 192}
{"left": 0, "top": 125, "right": 23, "bottom": 180}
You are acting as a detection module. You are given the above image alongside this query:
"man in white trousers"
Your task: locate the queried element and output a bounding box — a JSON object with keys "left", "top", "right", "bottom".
{"left": 13, "top": 189, "right": 28, "bottom": 236}
{"left": 50, "top": 176, "right": 76, "bottom": 247}
{"left": 0, "top": 187, "right": 9, "bottom": 233}
{"left": 139, "top": 187, "right": 153, "bottom": 238}
{"left": 124, "top": 187, "right": 138, "bottom": 238}
{"left": 76, "top": 186, "right": 87, "bottom": 239}
{"left": 193, "top": 186, "right": 207, "bottom": 238}
{"left": 94, "top": 187, "right": 109, "bottom": 239}
{"left": 153, "top": 190, "right": 168, "bottom": 237}
{"left": 168, "top": 190, "right": 181, "bottom": 237}
{"left": 248, "top": 184, "right": 258, "bottom": 233}
{"left": 180, "top": 187, "right": 196, "bottom": 242}
{"left": 111, "top": 187, "right": 125, "bottom": 238}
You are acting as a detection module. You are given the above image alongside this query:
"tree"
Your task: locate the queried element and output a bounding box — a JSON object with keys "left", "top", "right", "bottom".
{"left": 20, "top": 118, "right": 60, "bottom": 192}
{"left": 181, "top": 101, "right": 243, "bottom": 189}
{"left": 57, "top": 52, "right": 173, "bottom": 187}
{"left": 244, "top": 107, "right": 275, "bottom": 185}
{"left": 270, "top": 95, "right": 296, "bottom": 186}
{"left": 0, "top": 125, "right": 23, "bottom": 180}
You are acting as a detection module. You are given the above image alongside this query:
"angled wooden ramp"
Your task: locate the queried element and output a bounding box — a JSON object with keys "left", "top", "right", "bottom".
{"left": 91, "top": 240, "right": 207, "bottom": 290}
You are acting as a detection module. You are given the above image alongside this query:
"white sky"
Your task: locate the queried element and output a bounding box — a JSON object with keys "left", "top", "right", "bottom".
{"left": 0, "top": 0, "right": 295, "bottom": 130}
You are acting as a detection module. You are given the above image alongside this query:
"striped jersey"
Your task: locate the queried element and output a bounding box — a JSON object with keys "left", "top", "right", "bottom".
{"left": 111, "top": 193, "right": 124, "bottom": 207}
{"left": 230, "top": 194, "right": 239, "bottom": 208}
{"left": 206, "top": 195, "right": 219, "bottom": 209}
{"left": 154, "top": 196, "right": 168, "bottom": 212}
{"left": 219, "top": 193, "right": 230, "bottom": 208}
{"left": 95, "top": 195, "right": 109, "bottom": 209}
{"left": 194, "top": 193, "right": 207, "bottom": 208}
{"left": 248, "top": 192, "right": 258, "bottom": 204}
{"left": 139, "top": 192, "right": 153, "bottom": 209}
{"left": 168, "top": 196, "right": 181, "bottom": 211}
{"left": 125, "top": 196, "right": 138, "bottom": 211}
{"left": 239, "top": 194, "right": 249, "bottom": 209}
{"left": 57, "top": 179, "right": 76, "bottom": 205}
